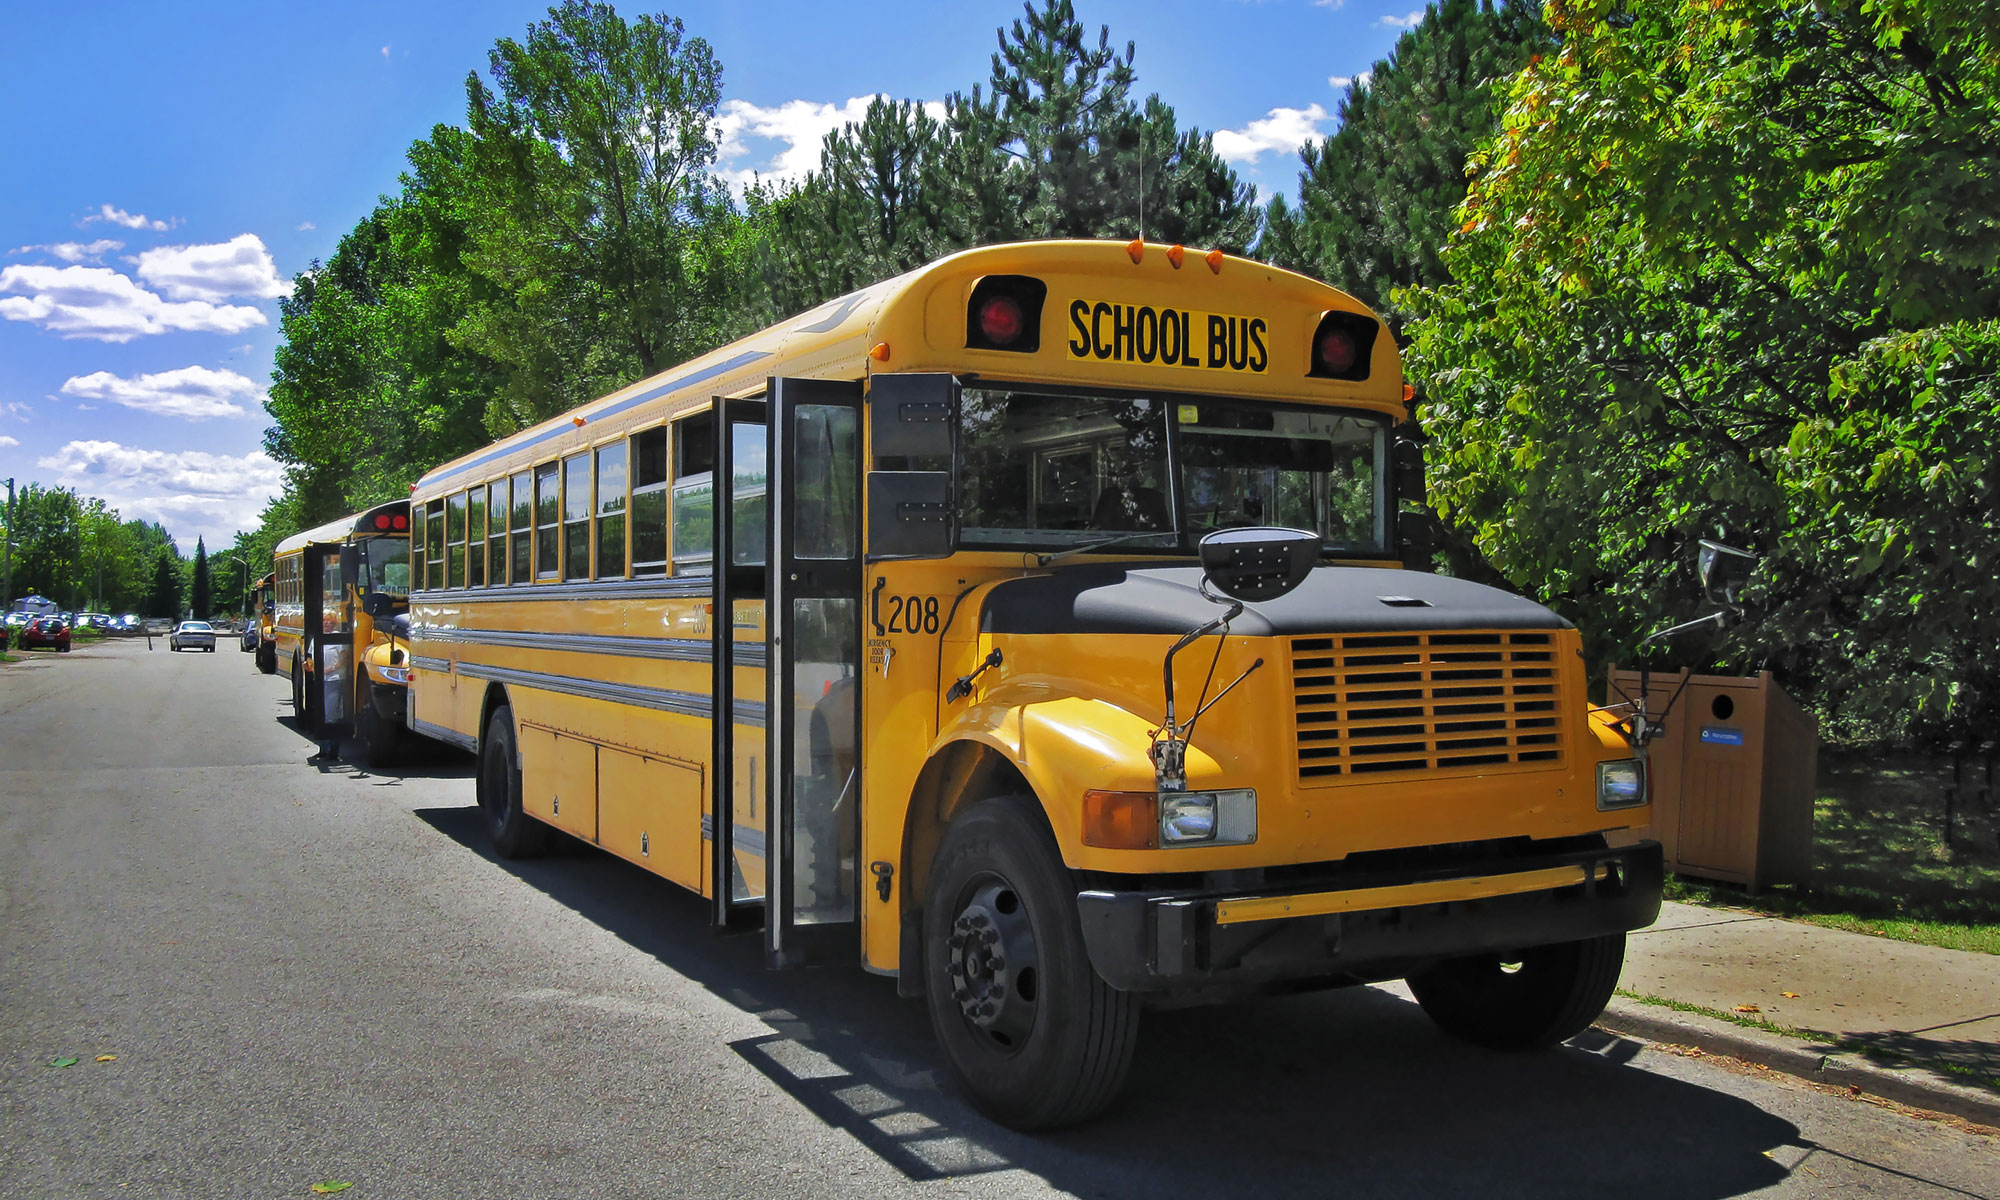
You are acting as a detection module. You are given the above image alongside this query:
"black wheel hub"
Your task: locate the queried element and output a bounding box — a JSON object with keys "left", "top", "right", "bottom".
{"left": 947, "top": 878, "right": 1041, "bottom": 1050}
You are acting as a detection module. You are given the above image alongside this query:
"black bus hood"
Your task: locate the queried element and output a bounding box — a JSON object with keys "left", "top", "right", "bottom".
{"left": 978, "top": 565, "right": 1568, "bottom": 637}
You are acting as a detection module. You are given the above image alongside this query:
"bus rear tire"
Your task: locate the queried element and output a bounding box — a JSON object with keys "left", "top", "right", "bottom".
{"left": 258, "top": 643, "right": 276, "bottom": 674}
{"left": 479, "top": 707, "right": 548, "bottom": 859}
{"left": 921, "top": 795, "right": 1138, "bottom": 1130}
{"left": 1406, "top": 932, "right": 1626, "bottom": 1051}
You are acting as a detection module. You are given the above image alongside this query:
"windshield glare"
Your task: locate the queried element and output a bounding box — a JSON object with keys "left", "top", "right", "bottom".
{"left": 957, "top": 387, "right": 1387, "bottom": 554}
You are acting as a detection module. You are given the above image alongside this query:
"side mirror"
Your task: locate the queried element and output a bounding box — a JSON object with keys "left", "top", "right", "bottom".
{"left": 361, "top": 591, "right": 399, "bottom": 620}
{"left": 1697, "top": 539, "right": 1757, "bottom": 609}
{"left": 1198, "top": 527, "right": 1319, "bottom": 603}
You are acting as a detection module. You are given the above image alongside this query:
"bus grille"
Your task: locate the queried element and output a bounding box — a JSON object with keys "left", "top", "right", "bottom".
{"left": 1292, "top": 631, "right": 1565, "bottom": 783}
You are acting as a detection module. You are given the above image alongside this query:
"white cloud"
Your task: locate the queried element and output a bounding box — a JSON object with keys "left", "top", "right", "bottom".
{"left": 380, "top": 45, "right": 390, "bottom": 59}
{"left": 84, "top": 204, "right": 171, "bottom": 231}
{"left": 134, "top": 234, "right": 293, "bottom": 302}
{"left": 712, "top": 95, "right": 946, "bottom": 195}
{"left": 36, "top": 440, "right": 283, "bottom": 548}
{"left": 296, "top": 222, "right": 316, "bottom": 232}
{"left": 1316, "top": 0, "right": 1346, "bottom": 8}
{"left": 60, "top": 365, "right": 265, "bottom": 420}
{"left": 0, "top": 264, "right": 269, "bottom": 342}
{"left": 1378, "top": 10, "right": 1426, "bottom": 29}
{"left": 9, "top": 239, "right": 124, "bottom": 263}
{"left": 1329, "top": 70, "right": 1375, "bottom": 90}
{"left": 0, "top": 435, "right": 18, "bottom": 447}
{"left": 1212, "top": 104, "right": 1334, "bottom": 164}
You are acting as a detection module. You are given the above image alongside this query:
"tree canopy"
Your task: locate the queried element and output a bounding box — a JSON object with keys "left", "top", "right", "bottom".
{"left": 1403, "top": 0, "right": 2000, "bottom": 743}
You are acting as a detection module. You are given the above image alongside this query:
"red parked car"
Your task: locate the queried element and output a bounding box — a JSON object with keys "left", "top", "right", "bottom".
{"left": 19, "top": 617, "right": 72, "bottom": 652}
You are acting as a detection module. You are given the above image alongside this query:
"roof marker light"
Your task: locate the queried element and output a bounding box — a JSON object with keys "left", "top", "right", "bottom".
{"left": 1206, "top": 249, "right": 1225, "bottom": 274}
{"left": 573, "top": 416, "right": 586, "bottom": 427}
{"left": 1166, "top": 244, "right": 1185, "bottom": 269}
{"left": 1126, "top": 239, "right": 1144, "bottom": 264}
{"left": 869, "top": 342, "right": 891, "bottom": 362}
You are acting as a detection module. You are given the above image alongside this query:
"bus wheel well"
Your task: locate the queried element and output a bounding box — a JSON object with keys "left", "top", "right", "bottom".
{"left": 477, "top": 684, "right": 511, "bottom": 748}
{"left": 899, "top": 743, "right": 1045, "bottom": 987}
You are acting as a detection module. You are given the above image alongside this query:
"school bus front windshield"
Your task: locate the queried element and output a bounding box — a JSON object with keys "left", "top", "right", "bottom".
{"left": 355, "top": 534, "right": 412, "bottom": 597}
{"left": 956, "top": 386, "right": 1390, "bottom": 555}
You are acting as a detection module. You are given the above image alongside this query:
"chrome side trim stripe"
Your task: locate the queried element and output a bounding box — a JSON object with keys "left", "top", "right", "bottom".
{"left": 410, "top": 655, "right": 453, "bottom": 674}
{"left": 414, "top": 625, "right": 767, "bottom": 668}
{"left": 412, "top": 577, "right": 712, "bottom": 604}
{"left": 410, "top": 716, "right": 479, "bottom": 754}
{"left": 449, "top": 660, "right": 767, "bottom": 727}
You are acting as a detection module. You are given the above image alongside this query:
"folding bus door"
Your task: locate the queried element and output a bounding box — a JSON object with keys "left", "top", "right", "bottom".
{"left": 709, "top": 379, "right": 865, "bottom": 969}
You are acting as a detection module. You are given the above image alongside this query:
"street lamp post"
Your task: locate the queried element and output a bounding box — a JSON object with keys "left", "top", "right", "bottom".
{"left": 3, "top": 476, "right": 14, "bottom": 608}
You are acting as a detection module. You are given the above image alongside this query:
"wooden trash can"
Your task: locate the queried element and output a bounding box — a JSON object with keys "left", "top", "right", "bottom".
{"left": 1606, "top": 669, "right": 1818, "bottom": 889}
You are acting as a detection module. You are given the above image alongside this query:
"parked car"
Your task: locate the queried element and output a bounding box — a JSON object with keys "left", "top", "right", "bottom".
{"left": 240, "top": 621, "right": 259, "bottom": 652}
{"left": 169, "top": 621, "right": 217, "bottom": 652}
{"left": 19, "top": 617, "right": 72, "bottom": 652}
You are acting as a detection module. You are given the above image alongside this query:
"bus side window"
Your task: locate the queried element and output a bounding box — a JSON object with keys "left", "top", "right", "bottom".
{"left": 490, "top": 478, "right": 511, "bottom": 586}
{"left": 424, "top": 500, "right": 445, "bottom": 591}
{"left": 535, "top": 462, "right": 560, "bottom": 580}
{"left": 509, "top": 469, "right": 532, "bottom": 583}
{"left": 562, "top": 452, "right": 591, "bottom": 580}
{"left": 447, "top": 491, "right": 468, "bottom": 589}
{"left": 670, "top": 417, "right": 713, "bottom": 573}
{"left": 630, "top": 427, "right": 669, "bottom": 577}
{"left": 467, "top": 487, "right": 486, "bottom": 587}
{"left": 596, "top": 441, "right": 628, "bottom": 579}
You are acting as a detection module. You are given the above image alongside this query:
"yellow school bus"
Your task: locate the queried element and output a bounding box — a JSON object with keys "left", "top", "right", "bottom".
{"left": 405, "top": 240, "right": 1661, "bottom": 1128}
{"left": 272, "top": 499, "right": 415, "bottom": 764}
{"left": 248, "top": 572, "right": 277, "bottom": 673}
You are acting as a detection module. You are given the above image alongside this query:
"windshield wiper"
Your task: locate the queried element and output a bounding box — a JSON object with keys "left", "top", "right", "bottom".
{"left": 1034, "top": 530, "right": 1180, "bottom": 568}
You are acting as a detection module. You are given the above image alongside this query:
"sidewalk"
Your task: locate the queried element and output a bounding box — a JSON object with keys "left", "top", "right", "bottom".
{"left": 1598, "top": 899, "right": 2000, "bottom": 1126}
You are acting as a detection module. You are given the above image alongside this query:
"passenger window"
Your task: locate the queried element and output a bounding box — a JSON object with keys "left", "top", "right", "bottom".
{"left": 596, "top": 442, "right": 627, "bottom": 579}
{"left": 562, "top": 452, "right": 591, "bottom": 579}
{"left": 631, "top": 427, "right": 669, "bottom": 577}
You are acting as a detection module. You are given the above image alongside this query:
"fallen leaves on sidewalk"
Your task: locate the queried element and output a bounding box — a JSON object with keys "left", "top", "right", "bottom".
{"left": 48, "top": 1057, "right": 78, "bottom": 1068}
{"left": 1735, "top": 1004, "right": 1763, "bottom": 1013}
{"left": 1781, "top": 991, "right": 1801, "bottom": 999}
{"left": 309, "top": 1184, "right": 354, "bottom": 1195}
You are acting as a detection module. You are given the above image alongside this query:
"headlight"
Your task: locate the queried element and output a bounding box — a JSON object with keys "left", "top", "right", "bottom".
{"left": 1084, "top": 788, "right": 1257, "bottom": 848}
{"left": 1597, "top": 759, "right": 1646, "bottom": 810}
{"left": 377, "top": 665, "right": 412, "bottom": 684}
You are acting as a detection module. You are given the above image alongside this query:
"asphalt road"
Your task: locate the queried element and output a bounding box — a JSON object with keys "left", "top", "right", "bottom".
{"left": 2, "top": 638, "right": 1994, "bottom": 1199}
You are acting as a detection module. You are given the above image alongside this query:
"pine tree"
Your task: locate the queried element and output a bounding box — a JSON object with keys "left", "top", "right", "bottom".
{"left": 191, "top": 538, "right": 210, "bottom": 621}
{"left": 1269, "top": 0, "right": 1550, "bottom": 330}
{"left": 146, "top": 548, "right": 183, "bottom": 620}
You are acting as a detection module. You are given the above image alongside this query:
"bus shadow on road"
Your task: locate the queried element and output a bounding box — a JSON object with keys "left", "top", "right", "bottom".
{"left": 413, "top": 805, "right": 1822, "bottom": 1198}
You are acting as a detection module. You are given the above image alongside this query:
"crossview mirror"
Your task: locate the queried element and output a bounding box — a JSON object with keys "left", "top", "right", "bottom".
{"left": 1198, "top": 527, "right": 1320, "bottom": 603}
{"left": 361, "top": 591, "right": 399, "bottom": 620}
{"left": 1697, "top": 539, "right": 1757, "bottom": 610}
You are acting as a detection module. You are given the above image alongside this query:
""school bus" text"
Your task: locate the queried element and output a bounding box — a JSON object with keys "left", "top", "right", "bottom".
{"left": 1067, "top": 300, "right": 1268, "bottom": 373}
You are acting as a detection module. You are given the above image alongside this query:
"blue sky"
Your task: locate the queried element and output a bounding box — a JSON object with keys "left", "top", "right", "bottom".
{"left": 0, "top": 0, "right": 1426, "bottom": 551}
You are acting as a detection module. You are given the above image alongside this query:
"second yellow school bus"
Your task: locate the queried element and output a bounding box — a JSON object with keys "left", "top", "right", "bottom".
{"left": 405, "top": 240, "right": 1661, "bottom": 1128}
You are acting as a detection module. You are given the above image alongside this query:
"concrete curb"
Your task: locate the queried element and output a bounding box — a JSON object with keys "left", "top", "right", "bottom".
{"left": 1596, "top": 997, "right": 2000, "bottom": 1129}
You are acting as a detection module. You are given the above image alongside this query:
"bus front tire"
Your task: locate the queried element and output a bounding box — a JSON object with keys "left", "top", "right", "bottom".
{"left": 1406, "top": 932, "right": 1626, "bottom": 1051}
{"left": 258, "top": 643, "right": 276, "bottom": 674}
{"left": 356, "top": 683, "right": 402, "bottom": 768}
{"left": 921, "top": 795, "right": 1138, "bottom": 1130}
{"left": 479, "top": 708, "right": 548, "bottom": 859}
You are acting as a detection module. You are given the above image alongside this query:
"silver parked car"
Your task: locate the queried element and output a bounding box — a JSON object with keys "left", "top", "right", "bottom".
{"left": 169, "top": 620, "right": 217, "bottom": 652}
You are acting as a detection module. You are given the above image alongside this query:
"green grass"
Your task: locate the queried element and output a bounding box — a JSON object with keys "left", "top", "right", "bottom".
{"left": 1617, "top": 989, "right": 2000, "bottom": 1091}
{"left": 1615, "top": 988, "right": 1834, "bottom": 1041}
{"left": 1664, "top": 749, "right": 2000, "bottom": 955}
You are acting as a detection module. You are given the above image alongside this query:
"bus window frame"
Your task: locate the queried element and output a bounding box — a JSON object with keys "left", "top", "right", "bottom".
{"left": 562, "top": 451, "right": 592, "bottom": 581}
{"left": 594, "top": 438, "right": 629, "bottom": 580}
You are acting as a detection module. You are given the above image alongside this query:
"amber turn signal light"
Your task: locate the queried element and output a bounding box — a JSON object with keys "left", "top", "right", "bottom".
{"left": 1082, "top": 790, "right": 1159, "bottom": 850}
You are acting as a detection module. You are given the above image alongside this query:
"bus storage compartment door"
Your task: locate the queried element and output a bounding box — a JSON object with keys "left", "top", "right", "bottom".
{"left": 866, "top": 472, "right": 954, "bottom": 558}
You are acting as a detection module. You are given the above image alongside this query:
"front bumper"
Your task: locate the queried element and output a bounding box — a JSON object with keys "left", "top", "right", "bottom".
{"left": 1077, "top": 840, "right": 1663, "bottom": 994}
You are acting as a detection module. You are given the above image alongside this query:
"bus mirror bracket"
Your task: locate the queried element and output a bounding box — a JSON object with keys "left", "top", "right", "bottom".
{"left": 867, "top": 472, "right": 955, "bottom": 559}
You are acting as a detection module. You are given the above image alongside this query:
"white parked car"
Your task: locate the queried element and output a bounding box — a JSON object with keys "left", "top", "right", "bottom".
{"left": 169, "top": 621, "right": 217, "bottom": 652}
